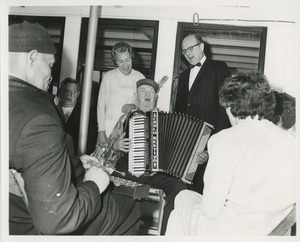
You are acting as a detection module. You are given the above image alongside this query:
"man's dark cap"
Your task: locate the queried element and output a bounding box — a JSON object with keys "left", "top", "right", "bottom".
{"left": 136, "top": 78, "right": 159, "bottom": 92}
{"left": 9, "top": 22, "right": 56, "bottom": 54}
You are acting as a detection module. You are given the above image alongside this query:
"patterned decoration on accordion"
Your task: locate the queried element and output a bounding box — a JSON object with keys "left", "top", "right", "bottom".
{"left": 128, "top": 109, "right": 214, "bottom": 184}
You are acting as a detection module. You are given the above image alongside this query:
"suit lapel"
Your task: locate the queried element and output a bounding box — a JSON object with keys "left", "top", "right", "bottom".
{"left": 182, "top": 69, "right": 191, "bottom": 92}
{"left": 67, "top": 102, "right": 80, "bottom": 125}
{"left": 190, "top": 60, "right": 209, "bottom": 92}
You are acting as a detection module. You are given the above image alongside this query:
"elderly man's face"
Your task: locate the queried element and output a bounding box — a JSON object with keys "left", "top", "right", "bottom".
{"left": 60, "top": 83, "right": 80, "bottom": 108}
{"left": 29, "top": 53, "right": 55, "bottom": 91}
{"left": 115, "top": 50, "right": 132, "bottom": 75}
{"left": 136, "top": 85, "right": 157, "bottom": 112}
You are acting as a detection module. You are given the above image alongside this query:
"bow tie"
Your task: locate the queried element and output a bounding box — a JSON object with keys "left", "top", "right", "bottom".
{"left": 190, "top": 63, "right": 201, "bottom": 68}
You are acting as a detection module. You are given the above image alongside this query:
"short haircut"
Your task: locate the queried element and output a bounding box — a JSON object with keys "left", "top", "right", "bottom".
{"left": 111, "top": 41, "right": 135, "bottom": 64}
{"left": 219, "top": 72, "right": 276, "bottom": 120}
{"left": 269, "top": 91, "right": 295, "bottom": 129}
{"left": 60, "top": 78, "right": 80, "bottom": 91}
{"left": 183, "top": 31, "right": 204, "bottom": 44}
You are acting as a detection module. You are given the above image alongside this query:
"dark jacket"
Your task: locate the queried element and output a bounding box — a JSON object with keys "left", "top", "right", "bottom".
{"left": 9, "top": 76, "right": 140, "bottom": 235}
{"left": 174, "top": 59, "right": 231, "bottom": 194}
{"left": 175, "top": 59, "right": 231, "bottom": 134}
{"left": 65, "top": 101, "right": 98, "bottom": 155}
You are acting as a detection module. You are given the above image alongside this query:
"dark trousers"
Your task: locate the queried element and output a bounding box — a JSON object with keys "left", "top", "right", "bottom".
{"left": 114, "top": 156, "right": 188, "bottom": 235}
{"left": 189, "top": 162, "right": 207, "bottom": 195}
{"left": 9, "top": 189, "right": 142, "bottom": 235}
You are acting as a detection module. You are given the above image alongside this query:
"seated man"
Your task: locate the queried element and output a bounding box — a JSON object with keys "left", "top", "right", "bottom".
{"left": 59, "top": 77, "right": 98, "bottom": 154}
{"left": 9, "top": 22, "right": 141, "bottom": 235}
{"left": 165, "top": 72, "right": 296, "bottom": 235}
{"left": 94, "top": 78, "right": 207, "bottom": 235}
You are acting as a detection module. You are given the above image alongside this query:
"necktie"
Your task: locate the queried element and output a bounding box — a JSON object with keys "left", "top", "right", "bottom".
{"left": 190, "top": 62, "right": 201, "bottom": 68}
{"left": 64, "top": 110, "right": 72, "bottom": 121}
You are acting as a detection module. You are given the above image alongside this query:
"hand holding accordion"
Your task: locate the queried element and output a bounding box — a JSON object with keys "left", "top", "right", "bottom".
{"left": 128, "top": 110, "right": 214, "bottom": 184}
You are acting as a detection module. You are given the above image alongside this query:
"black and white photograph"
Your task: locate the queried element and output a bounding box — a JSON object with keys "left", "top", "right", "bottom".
{"left": 1, "top": 1, "right": 299, "bottom": 242}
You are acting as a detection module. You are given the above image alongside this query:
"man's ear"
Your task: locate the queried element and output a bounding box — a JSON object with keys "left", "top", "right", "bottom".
{"left": 200, "top": 43, "right": 205, "bottom": 52}
{"left": 28, "top": 50, "right": 39, "bottom": 64}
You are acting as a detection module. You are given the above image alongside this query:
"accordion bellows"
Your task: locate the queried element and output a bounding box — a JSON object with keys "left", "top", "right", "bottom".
{"left": 128, "top": 110, "right": 214, "bottom": 184}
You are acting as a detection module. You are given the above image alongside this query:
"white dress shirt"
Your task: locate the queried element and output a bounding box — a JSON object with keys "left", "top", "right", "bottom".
{"left": 166, "top": 119, "right": 296, "bottom": 235}
{"left": 62, "top": 106, "right": 74, "bottom": 122}
{"left": 189, "top": 55, "right": 206, "bottom": 90}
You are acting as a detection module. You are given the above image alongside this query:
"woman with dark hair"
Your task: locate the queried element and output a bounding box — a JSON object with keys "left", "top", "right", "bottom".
{"left": 166, "top": 72, "right": 296, "bottom": 235}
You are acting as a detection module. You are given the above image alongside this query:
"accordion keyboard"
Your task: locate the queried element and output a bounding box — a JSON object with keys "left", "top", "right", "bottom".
{"left": 128, "top": 110, "right": 213, "bottom": 184}
{"left": 128, "top": 115, "right": 148, "bottom": 176}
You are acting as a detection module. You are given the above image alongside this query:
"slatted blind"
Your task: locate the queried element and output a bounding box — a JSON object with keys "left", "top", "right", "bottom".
{"left": 177, "top": 23, "right": 267, "bottom": 75}
{"left": 171, "top": 23, "right": 267, "bottom": 111}
{"left": 93, "top": 27, "right": 154, "bottom": 72}
{"left": 78, "top": 18, "right": 159, "bottom": 79}
{"left": 196, "top": 29, "right": 263, "bottom": 73}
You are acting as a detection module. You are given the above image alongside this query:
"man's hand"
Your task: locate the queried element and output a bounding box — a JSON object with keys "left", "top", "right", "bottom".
{"left": 121, "top": 104, "right": 136, "bottom": 113}
{"left": 195, "top": 150, "right": 209, "bottom": 165}
{"left": 80, "top": 154, "right": 103, "bottom": 170}
{"left": 80, "top": 155, "right": 110, "bottom": 193}
{"left": 113, "top": 133, "right": 130, "bottom": 152}
{"left": 83, "top": 166, "right": 110, "bottom": 194}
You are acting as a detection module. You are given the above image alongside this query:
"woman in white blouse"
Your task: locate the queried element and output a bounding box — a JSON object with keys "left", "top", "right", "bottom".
{"left": 166, "top": 72, "right": 296, "bottom": 235}
{"left": 96, "top": 42, "right": 145, "bottom": 146}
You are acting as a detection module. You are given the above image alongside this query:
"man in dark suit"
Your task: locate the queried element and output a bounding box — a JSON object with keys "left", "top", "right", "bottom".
{"left": 59, "top": 78, "right": 98, "bottom": 155}
{"left": 9, "top": 22, "right": 141, "bottom": 235}
{"left": 174, "top": 32, "right": 231, "bottom": 194}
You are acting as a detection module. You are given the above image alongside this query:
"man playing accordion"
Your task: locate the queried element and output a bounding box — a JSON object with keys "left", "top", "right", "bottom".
{"left": 94, "top": 78, "right": 209, "bottom": 235}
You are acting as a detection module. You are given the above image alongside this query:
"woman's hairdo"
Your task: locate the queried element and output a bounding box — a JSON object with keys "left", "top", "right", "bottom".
{"left": 219, "top": 72, "right": 276, "bottom": 120}
{"left": 111, "top": 41, "right": 135, "bottom": 64}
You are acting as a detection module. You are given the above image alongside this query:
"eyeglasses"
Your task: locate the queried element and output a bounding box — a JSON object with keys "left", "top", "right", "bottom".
{"left": 181, "top": 43, "right": 201, "bottom": 55}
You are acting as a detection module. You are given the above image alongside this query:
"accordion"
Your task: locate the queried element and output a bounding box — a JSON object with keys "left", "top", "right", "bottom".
{"left": 127, "top": 109, "right": 213, "bottom": 184}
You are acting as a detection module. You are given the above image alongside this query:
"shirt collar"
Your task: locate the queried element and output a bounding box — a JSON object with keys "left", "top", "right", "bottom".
{"left": 200, "top": 55, "right": 206, "bottom": 66}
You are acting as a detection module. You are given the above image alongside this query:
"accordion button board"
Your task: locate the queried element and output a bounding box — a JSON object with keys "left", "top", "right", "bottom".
{"left": 128, "top": 110, "right": 214, "bottom": 184}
